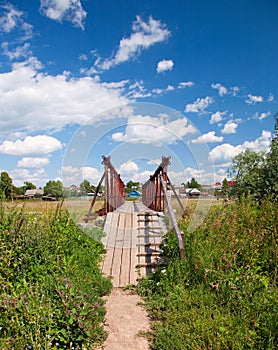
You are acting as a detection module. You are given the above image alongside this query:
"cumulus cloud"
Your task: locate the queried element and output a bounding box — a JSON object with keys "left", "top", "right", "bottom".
{"left": 192, "top": 131, "right": 223, "bottom": 144}
{"left": 17, "top": 157, "right": 50, "bottom": 168}
{"left": 156, "top": 59, "right": 174, "bottom": 73}
{"left": 185, "top": 96, "right": 214, "bottom": 113}
{"left": 111, "top": 114, "right": 196, "bottom": 145}
{"left": 209, "top": 111, "right": 226, "bottom": 124}
{"left": 0, "top": 135, "right": 62, "bottom": 156}
{"left": 118, "top": 160, "right": 139, "bottom": 175}
{"left": 40, "top": 0, "right": 87, "bottom": 29}
{"left": 245, "top": 94, "right": 263, "bottom": 104}
{"left": 62, "top": 165, "right": 102, "bottom": 186}
{"left": 11, "top": 168, "right": 48, "bottom": 187}
{"left": 211, "top": 83, "right": 228, "bottom": 96}
{"left": 95, "top": 16, "right": 170, "bottom": 71}
{"left": 0, "top": 60, "right": 129, "bottom": 133}
{"left": 209, "top": 130, "right": 272, "bottom": 164}
{"left": 221, "top": 120, "right": 238, "bottom": 134}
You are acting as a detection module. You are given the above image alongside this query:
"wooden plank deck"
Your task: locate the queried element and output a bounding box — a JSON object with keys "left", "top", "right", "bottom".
{"left": 100, "top": 201, "right": 165, "bottom": 287}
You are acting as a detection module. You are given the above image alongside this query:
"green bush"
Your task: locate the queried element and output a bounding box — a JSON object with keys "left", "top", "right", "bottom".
{"left": 0, "top": 202, "right": 112, "bottom": 349}
{"left": 138, "top": 197, "right": 278, "bottom": 349}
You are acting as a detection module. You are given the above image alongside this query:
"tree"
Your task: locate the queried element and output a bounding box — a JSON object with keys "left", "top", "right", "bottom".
{"left": 44, "top": 180, "right": 63, "bottom": 199}
{"left": 221, "top": 178, "right": 230, "bottom": 198}
{"left": 262, "top": 116, "right": 278, "bottom": 198}
{"left": 80, "top": 180, "right": 91, "bottom": 195}
{"left": 24, "top": 182, "right": 36, "bottom": 190}
{"left": 0, "top": 171, "right": 13, "bottom": 199}
{"left": 187, "top": 177, "right": 201, "bottom": 190}
{"left": 228, "top": 149, "right": 266, "bottom": 198}
{"left": 228, "top": 116, "right": 278, "bottom": 200}
{"left": 125, "top": 180, "right": 140, "bottom": 193}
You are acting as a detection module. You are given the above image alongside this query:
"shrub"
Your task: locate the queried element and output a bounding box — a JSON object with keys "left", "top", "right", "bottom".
{"left": 0, "top": 201, "right": 112, "bottom": 349}
{"left": 138, "top": 197, "right": 278, "bottom": 349}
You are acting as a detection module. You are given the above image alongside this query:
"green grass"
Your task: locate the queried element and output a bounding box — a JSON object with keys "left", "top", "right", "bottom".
{"left": 138, "top": 197, "right": 278, "bottom": 349}
{"left": 0, "top": 201, "right": 112, "bottom": 349}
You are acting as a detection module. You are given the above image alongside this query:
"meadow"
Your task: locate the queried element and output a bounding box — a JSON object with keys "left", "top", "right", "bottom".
{"left": 0, "top": 200, "right": 112, "bottom": 349}
{"left": 138, "top": 197, "right": 278, "bottom": 349}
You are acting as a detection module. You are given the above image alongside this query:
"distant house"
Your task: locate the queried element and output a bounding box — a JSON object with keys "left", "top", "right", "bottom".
{"left": 185, "top": 188, "right": 201, "bottom": 197}
{"left": 69, "top": 184, "right": 79, "bottom": 192}
{"left": 214, "top": 182, "right": 222, "bottom": 190}
{"left": 25, "top": 189, "right": 44, "bottom": 198}
{"left": 128, "top": 190, "right": 141, "bottom": 198}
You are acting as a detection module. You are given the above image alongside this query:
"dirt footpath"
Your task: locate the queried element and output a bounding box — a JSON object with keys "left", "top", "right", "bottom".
{"left": 97, "top": 288, "right": 151, "bottom": 350}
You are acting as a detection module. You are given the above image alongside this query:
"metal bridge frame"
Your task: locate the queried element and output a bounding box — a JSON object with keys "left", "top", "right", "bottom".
{"left": 142, "top": 156, "right": 185, "bottom": 259}
{"left": 84, "top": 155, "right": 125, "bottom": 222}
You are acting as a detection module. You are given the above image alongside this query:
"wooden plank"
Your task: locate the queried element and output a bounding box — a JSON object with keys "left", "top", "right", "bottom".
{"left": 111, "top": 213, "right": 126, "bottom": 287}
{"left": 130, "top": 213, "right": 139, "bottom": 284}
{"left": 120, "top": 213, "right": 132, "bottom": 286}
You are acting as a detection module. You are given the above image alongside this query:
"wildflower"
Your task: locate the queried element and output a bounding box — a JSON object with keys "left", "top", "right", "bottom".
{"left": 93, "top": 301, "right": 99, "bottom": 308}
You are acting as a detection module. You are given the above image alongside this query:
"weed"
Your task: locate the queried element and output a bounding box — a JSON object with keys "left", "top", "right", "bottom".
{"left": 138, "top": 197, "right": 278, "bottom": 349}
{"left": 0, "top": 203, "right": 112, "bottom": 349}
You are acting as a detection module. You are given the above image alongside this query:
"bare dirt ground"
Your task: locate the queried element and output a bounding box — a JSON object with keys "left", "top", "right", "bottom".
{"left": 96, "top": 288, "right": 151, "bottom": 350}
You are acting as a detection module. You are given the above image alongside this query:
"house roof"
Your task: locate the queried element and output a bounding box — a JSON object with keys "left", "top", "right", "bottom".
{"left": 25, "top": 189, "right": 44, "bottom": 196}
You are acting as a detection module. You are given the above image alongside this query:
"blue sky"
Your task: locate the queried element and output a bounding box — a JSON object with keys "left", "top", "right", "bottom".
{"left": 0, "top": 0, "right": 277, "bottom": 188}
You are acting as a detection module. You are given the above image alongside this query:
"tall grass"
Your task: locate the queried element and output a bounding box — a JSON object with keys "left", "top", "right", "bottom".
{"left": 0, "top": 201, "right": 112, "bottom": 349}
{"left": 138, "top": 197, "right": 278, "bottom": 349}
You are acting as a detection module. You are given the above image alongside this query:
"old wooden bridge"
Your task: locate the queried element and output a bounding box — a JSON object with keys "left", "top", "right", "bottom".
{"left": 84, "top": 156, "right": 185, "bottom": 287}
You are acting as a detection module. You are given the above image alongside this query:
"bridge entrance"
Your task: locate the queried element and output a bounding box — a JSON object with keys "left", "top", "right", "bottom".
{"left": 84, "top": 155, "right": 185, "bottom": 287}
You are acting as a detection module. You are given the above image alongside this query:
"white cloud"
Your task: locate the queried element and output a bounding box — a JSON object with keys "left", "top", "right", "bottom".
{"left": 1, "top": 42, "right": 32, "bottom": 60}
{"left": 254, "top": 111, "right": 271, "bottom": 121}
{"left": 185, "top": 96, "right": 214, "bottom": 113}
{"left": 210, "top": 111, "right": 226, "bottom": 124}
{"left": 210, "top": 130, "right": 272, "bottom": 164}
{"left": 118, "top": 160, "right": 139, "bottom": 175}
{"left": 192, "top": 131, "right": 223, "bottom": 144}
{"left": 147, "top": 159, "right": 161, "bottom": 166}
{"left": 268, "top": 93, "right": 274, "bottom": 102}
{"left": 156, "top": 59, "right": 174, "bottom": 73}
{"left": 11, "top": 168, "right": 48, "bottom": 187}
{"left": 0, "top": 135, "right": 62, "bottom": 156}
{"left": 245, "top": 94, "right": 263, "bottom": 104}
{"left": 211, "top": 83, "right": 228, "bottom": 96}
{"left": 62, "top": 165, "right": 102, "bottom": 186}
{"left": 178, "top": 81, "right": 194, "bottom": 88}
{"left": 0, "top": 3, "right": 33, "bottom": 39}
{"left": 111, "top": 114, "right": 196, "bottom": 145}
{"left": 95, "top": 16, "right": 170, "bottom": 71}
{"left": 0, "top": 60, "right": 129, "bottom": 133}
{"left": 221, "top": 120, "right": 238, "bottom": 134}
{"left": 17, "top": 157, "right": 50, "bottom": 168}
{"left": 231, "top": 86, "right": 240, "bottom": 96}
{"left": 40, "top": 0, "right": 87, "bottom": 29}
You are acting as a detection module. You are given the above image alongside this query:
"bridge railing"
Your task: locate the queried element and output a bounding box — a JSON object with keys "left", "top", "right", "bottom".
{"left": 142, "top": 156, "right": 185, "bottom": 259}
{"left": 84, "top": 155, "right": 125, "bottom": 222}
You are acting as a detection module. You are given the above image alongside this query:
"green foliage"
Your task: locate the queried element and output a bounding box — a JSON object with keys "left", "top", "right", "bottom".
{"left": 228, "top": 116, "right": 278, "bottom": 200}
{"left": 0, "top": 171, "right": 13, "bottom": 199}
{"left": 228, "top": 149, "right": 266, "bottom": 198}
{"left": 138, "top": 198, "right": 278, "bottom": 349}
{"left": 186, "top": 177, "right": 201, "bottom": 190}
{"left": 44, "top": 180, "right": 63, "bottom": 199}
{"left": 80, "top": 180, "right": 91, "bottom": 195}
{"left": 125, "top": 180, "right": 140, "bottom": 193}
{"left": 262, "top": 116, "right": 278, "bottom": 198}
{"left": 0, "top": 202, "right": 112, "bottom": 349}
